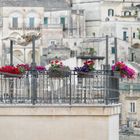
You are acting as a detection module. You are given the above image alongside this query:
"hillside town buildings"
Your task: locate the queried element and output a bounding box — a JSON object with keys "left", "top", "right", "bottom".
{"left": 0, "top": 0, "right": 140, "bottom": 67}
{"left": 0, "top": 0, "right": 140, "bottom": 140}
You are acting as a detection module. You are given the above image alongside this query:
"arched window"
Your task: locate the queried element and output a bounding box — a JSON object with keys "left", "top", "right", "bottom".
{"left": 9, "top": 11, "right": 23, "bottom": 28}
{"left": 26, "top": 10, "right": 40, "bottom": 28}
{"left": 60, "top": 17, "right": 65, "bottom": 29}
{"left": 124, "top": 11, "right": 131, "bottom": 16}
{"left": 108, "top": 9, "right": 114, "bottom": 16}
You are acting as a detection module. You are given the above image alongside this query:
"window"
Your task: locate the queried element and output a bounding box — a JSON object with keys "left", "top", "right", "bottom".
{"left": 111, "top": 47, "right": 115, "bottom": 54}
{"left": 133, "top": 33, "right": 136, "bottom": 38}
{"left": 49, "top": 40, "right": 56, "bottom": 46}
{"left": 124, "top": 11, "right": 131, "bottom": 16}
{"left": 123, "top": 31, "right": 127, "bottom": 41}
{"left": 44, "top": 17, "right": 48, "bottom": 25}
{"left": 51, "top": 41, "right": 55, "bottom": 45}
{"left": 112, "top": 60, "right": 115, "bottom": 64}
{"left": 108, "top": 9, "right": 114, "bottom": 16}
{"left": 12, "top": 17, "right": 18, "bottom": 28}
{"left": 130, "top": 102, "right": 136, "bottom": 113}
{"left": 92, "top": 32, "right": 96, "bottom": 37}
{"left": 74, "top": 42, "right": 77, "bottom": 46}
{"left": 60, "top": 17, "right": 65, "bottom": 29}
{"left": 138, "top": 32, "right": 140, "bottom": 39}
{"left": 29, "top": 17, "right": 35, "bottom": 28}
{"left": 135, "top": 11, "right": 138, "bottom": 16}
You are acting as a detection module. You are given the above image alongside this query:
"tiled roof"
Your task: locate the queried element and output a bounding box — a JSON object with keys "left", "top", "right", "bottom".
{"left": 0, "top": 0, "right": 70, "bottom": 10}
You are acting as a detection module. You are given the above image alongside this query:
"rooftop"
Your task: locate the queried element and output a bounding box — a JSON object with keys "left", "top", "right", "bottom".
{"left": 0, "top": 0, "right": 70, "bottom": 10}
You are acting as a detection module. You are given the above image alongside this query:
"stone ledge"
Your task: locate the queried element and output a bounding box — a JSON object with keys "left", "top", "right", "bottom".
{"left": 0, "top": 104, "right": 121, "bottom": 116}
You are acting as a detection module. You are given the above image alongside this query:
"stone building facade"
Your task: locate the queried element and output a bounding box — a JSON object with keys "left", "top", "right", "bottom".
{"left": 0, "top": 7, "right": 44, "bottom": 65}
{"left": 72, "top": 0, "right": 140, "bottom": 64}
{"left": 0, "top": 1, "right": 85, "bottom": 65}
{"left": 0, "top": 0, "right": 140, "bottom": 66}
{"left": 120, "top": 79, "right": 140, "bottom": 128}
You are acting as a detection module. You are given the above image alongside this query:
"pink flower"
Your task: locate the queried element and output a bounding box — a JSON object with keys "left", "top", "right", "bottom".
{"left": 112, "top": 61, "right": 136, "bottom": 79}
{"left": 55, "top": 60, "right": 59, "bottom": 64}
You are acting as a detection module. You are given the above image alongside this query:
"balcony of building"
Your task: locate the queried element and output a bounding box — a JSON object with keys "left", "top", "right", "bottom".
{"left": 9, "top": 24, "right": 41, "bottom": 31}
{"left": 43, "top": 24, "right": 63, "bottom": 29}
{"left": 43, "top": 23, "right": 69, "bottom": 31}
{"left": 115, "top": 14, "right": 137, "bottom": 22}
{"left": 0, "top": 70, "right": 119, "bottom": 105}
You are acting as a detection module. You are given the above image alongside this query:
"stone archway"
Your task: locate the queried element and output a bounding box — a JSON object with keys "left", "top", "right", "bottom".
{"left": 13, "top": 50, "right": 24, "bottom": 63}
{"left": 132, "top": 43, "right": 140, "bottom": 49}
{"left": 28, "top": 50, "right": 39, "bottom": 64}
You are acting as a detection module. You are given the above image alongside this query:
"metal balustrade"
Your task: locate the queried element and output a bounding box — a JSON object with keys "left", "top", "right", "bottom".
{"left": 0, "top": 70, "right": 119, "bottom": 105}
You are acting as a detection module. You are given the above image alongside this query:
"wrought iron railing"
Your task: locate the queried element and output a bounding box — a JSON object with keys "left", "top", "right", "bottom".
{"left": 0, "top": 70, "right": 119, "bottom": 105}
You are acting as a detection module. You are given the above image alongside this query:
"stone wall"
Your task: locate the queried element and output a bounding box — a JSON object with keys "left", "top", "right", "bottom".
{"left": 0, "top": 104, "right": 120, "bottom": 140}
{"left": 120, "top": 134, "right": 140, "bottom": 140}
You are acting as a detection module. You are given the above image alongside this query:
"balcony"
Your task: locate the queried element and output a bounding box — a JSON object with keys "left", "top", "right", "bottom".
{"left": 0, "top": 70, "right": 119, "bottom": 105}
{"left": 43, "top": 24, "right": 69, "bottom": 30}
{"left": 43, "top": 24, "right": 63, "bottom": 29}
{"left": 9, "top": 25, "right": 41, "bottom": 30}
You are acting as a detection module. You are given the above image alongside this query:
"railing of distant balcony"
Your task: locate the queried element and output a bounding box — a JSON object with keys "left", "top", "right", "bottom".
{"left": 9, "top": 25, "right": 41, "bottom": 30}
{"left": 0, "top": 70, "right": 119, "bottom": 105}
{"left": 43, "top": 24, "right": 64, "bottom": 28}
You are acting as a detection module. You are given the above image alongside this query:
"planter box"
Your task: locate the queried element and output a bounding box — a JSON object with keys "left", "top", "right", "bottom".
{"left": 78, "top": 72, "right": 94, "bottom": 78}
{"left": 48, "top": 69, "right": 70, "bottom": 78}
{"left": 113, "top": 71, "right": 121, "bottom": 78}
{"left": 0, "top": 72, "right": 23, "bottom": 78}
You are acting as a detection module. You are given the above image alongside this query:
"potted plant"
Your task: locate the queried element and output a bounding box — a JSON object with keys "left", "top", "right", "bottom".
{"left": 74, "top": 60, "right": 95, "bottom": 78}
{"left": 48, "top": 60, "right": 70, "bottom": 78}
{"left": 17, "top": 64, "right": 46, "bottom": 72}
{"left": 89, "top": 48, "right": 96, "bottom": 56}
{"left": 0, "top": 65, "right": 27, "bottom": 78}
{"left": 112, "top": 61, "right": 135, "bottom": 79}
{"left": 34, "top": 66, "right": 46, "bottom": 73}
{"left": 16, "top": 64, "right": 30, "bottom": 71}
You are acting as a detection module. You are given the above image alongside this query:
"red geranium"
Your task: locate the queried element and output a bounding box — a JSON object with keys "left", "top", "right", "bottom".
{"left": 0, "top": 65, "right": 24, "bottom": 75}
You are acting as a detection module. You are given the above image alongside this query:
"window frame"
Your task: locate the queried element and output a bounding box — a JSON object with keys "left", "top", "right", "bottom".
{"left": 108, "top": 9, "right": 114, "bottom": 17}
{"left": 111, "top": 47, "right": 115, "bottom": 54}
{"left": 130, "top": 101, "right": 136, "bottom": 113}
{"left": 29, "top": 17, "right": 35, "bottom": 28}
{"left": 124, "top": 11, "right": 131, "bottom": 16}
{"left": 60, "top": 17, "right": 65, "bottom": 29}
{"left": 12, "top": 17, "right": 18, "bottom": 28}
{"left": 123, "top": 31, "right": 127, "bottom": 41}
{"left": 44, "top": 17, "right": 48, "bottom": 25}
{"left": 133, "top": 32, "right": 136, "bottom": 38}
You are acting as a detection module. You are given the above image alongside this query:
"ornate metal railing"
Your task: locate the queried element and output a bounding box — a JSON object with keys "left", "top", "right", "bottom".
{"left": 0, "top": 70, "right": 119, "bottom": 105}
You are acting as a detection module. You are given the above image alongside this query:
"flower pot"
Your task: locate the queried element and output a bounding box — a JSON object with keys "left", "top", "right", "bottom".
{"left": 0, "top": 72, "right": 23, "bottom": 78}
{"left": 113, "top": 71, "right": 121, "bottom": 78}
{"left": 78, "top": 72, "right": 94, "bottom": 78}
{"left": 48, "top": 68, "right": 70, "bottom": 78}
